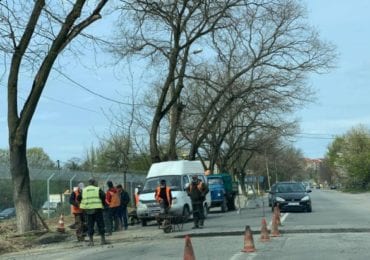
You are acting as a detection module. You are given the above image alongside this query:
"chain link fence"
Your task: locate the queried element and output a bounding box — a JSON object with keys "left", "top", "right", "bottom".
{"left": 0, "top": 163, "right": 146, "bottom": 216}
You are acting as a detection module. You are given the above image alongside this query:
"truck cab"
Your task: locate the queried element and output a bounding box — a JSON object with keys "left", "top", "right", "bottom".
{"left": 207, "top": 173, "right": 238, "bottom": 212}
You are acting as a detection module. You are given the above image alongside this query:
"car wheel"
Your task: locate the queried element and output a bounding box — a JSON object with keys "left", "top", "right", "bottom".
{"left": 307, "top": 205, "right": 312, "bottom": 213}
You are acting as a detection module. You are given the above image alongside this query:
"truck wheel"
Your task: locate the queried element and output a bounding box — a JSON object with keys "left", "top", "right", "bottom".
{"left": 141, "top": 219, "right": 147, "bottom": 227}
{"left": 221, "top": 199, "right": 228, "bottom": 212}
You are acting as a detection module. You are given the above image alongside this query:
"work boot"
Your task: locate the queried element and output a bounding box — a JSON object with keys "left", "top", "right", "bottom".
{"left": 199, "top": 220, "right": 204, "bottom": 228}
{"left": 100, "top": 235, "right": 108, "bottom": 245}
{"left": 88, "top": 236, "right": 94, "bottom": 246}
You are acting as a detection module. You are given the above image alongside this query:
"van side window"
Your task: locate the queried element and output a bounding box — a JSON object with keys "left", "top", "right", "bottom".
{"left": 183, "top": 175, "right": 189, "bottom": 189}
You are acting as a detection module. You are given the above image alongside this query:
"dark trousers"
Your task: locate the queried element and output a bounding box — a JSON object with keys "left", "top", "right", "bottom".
{"left": 74, "top": 213, "right": 87, "bottom": 240}
{"left": 86, "top": 209, "right": 105, "bottom": 237}
{"left": 192, "top": 202, "right": 205, "bottom": 226}
{"left": 104, "top": 207, "right": 120, "bottom": 232}
{"left": 117, "top": 206, "right": 128, "bottom": 229}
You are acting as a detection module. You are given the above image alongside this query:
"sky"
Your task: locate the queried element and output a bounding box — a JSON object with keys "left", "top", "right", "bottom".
{"left": 1, "top": 0, "right": 370, "bottom": 165}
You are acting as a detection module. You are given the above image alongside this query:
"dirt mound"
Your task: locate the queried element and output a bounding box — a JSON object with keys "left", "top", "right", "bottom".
{"left": 0, "top": 215, "right": 75, "bottom": 256}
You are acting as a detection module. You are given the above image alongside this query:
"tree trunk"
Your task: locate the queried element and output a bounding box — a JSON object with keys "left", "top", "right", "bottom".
{"left": 150, "top": 114, "right": 162, "bottom": 163}
{"left": 9, "top": 142, "right": 37, "bottom": 233}
{"left": 168, "top": 103, "right": 179, "bottom": 161}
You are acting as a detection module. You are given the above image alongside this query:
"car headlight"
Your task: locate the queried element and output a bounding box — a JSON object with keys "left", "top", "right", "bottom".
{"left": 137, "top": 201, "right": 147, "bottom": 210}
{"left": 276, "top": 197, "right": 285, "bottom": 202}
{"left": 301, "top": 196, "right": 310, "bottom": 202}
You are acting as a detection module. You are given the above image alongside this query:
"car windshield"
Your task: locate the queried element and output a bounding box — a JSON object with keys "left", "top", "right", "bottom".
{"left": 142, "top": 175, "right": 182, "bottom": 193}
{"left": 276, "top": 183, "right": 305, "bottom": 193}
{"left": 208, "top": 178, "right": 223, "bottom": 185}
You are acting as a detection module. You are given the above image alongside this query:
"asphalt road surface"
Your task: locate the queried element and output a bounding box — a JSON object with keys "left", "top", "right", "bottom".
{"left": 3, "top": 189, "right": 370, "bottom": 260}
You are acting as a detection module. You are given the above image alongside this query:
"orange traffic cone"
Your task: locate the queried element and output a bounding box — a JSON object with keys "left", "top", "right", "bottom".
{"left": 241, "top": 225, "right": 256, "bottom": 252}
{"left": 270, "top": 213, "right": 281, "bottom": 237}
{"left": 57, "top": 214, "right": 65, "bottom": 233}
{"left": 184, "top": 235, "right": 196, "bottom": 260}
{"left": 260, "top": 218, "right": 270, "bottom": 242}
{"left": 274, "top": 204, "right": 281, "bottom": 226}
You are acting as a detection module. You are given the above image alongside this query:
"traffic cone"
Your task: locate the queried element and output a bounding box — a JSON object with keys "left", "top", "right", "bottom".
{"left": 183, "top": 235, "right": 196, "bottom": 260}
{"left": 260, "top": 218, "right": 270, "bottom": 242}
{"left": 274, "top": 204, "right": 281, "bottom": 226}
{"left": 270, "top": 213, "right": 281, "bottom": 237}
{"left": 57, "top": 214, "right": 65, "bottom": 233}
{"left": 241, "top": 225, "right": 256, "bottom": 252}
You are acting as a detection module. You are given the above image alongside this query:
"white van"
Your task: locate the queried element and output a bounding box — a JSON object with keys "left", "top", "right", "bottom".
{"left": 136, "top": 160, "right": 211, "bottom": 226}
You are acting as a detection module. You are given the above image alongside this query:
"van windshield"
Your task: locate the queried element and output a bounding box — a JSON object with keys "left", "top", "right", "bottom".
{"left": 142, "top": 175, "right": 182, "bottom": 193}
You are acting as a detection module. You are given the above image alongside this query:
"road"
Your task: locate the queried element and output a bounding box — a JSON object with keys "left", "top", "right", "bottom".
{"left": 3, "top": 189, "right": 370, "bottom": 260}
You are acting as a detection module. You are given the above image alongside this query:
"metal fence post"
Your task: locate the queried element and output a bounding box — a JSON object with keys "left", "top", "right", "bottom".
{"left": 70, "top": 174, "right": 76, "bottom": 193}
{"left": 47, "top": 172, "right": 56, "bottom": 219}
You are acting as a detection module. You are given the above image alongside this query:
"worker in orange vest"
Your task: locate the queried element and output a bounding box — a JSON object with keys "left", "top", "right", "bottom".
{"left": 105, "top": 180, "right": 121, "bottom": 234}
{"left": 69, "top": 182, "right": 87, "bottom": 241}
{"left": 155, "top": 179, "right": 172, "bottom": 214}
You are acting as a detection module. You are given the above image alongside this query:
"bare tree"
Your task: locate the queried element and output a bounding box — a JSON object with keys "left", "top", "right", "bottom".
{"left": 1, "top": 0, "right": 109, "bottom": 233}
{"left": 113, "top": 0, "right": 245, "bottom": 162}
{"left": 113, "top": 1, "right": 335, "bottom": 165}
{"left": 181, "top": 0, "right": 335, "bottom": 163}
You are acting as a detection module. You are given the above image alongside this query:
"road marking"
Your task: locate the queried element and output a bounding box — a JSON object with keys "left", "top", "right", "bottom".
{"left": 230, "top": 251, "right": 257, "bottom": 260}
{"left": 230, "top": 213, "right": 289, "bottom": 260}
{"left": 268, "top": 212, "right": 289, "bottom": 229}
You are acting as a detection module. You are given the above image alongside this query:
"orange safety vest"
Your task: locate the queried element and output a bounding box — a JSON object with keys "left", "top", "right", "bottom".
{"left": 155, "top": 186, "right": 171, "bottom": 205}
{"left": 134, "top": 193, "right": 140, "bottom": 207}
{"left": 108, "top": 190, "right": 121, "bottom": 208}
{"left": 71, "top": 190, "right": 83, "bottom": 214}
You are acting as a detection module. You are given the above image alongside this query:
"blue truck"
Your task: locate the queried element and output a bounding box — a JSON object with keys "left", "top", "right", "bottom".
{"left": 207, "top": 173, "right": 238, "bottom": 212}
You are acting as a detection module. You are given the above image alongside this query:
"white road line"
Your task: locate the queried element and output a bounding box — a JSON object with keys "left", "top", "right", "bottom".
{"left": 230, "top": 213, "right": 289, "bottom": 260}
{"left": 229, "top": 251, "right": 257, "bottom": 260}
{"left": 267, "top": 212, "right": 289, "bottom": 229}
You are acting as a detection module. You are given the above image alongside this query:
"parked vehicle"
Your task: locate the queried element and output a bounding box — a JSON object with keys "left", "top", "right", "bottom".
{"left": 0, "top": 207, "right": 16, "bottom": 220}
{"left": 42, "top": 193, "right": 64, "bottom": 214}
{"left": 136, "top": 160, "right": 211, "bottom": 226}
{"left": 207, "top": 173, "right": 238, "bottom": 212}
{"left": 269, "top": 181, "right": 312, "bottom": 212}
{"left": 42, "top": 201, "right": 61, "bottom": 214}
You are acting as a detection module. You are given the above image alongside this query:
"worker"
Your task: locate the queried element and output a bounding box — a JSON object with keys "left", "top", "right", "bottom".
{"left": 105, "top": 180, "right": 121, "bottom": 233}
{"left": 79, "top": 178, "right": 107, "bottom": 246}
{"left": 69, "top": 182, "right": 86, "bottom": 241}
{"left": 116, "top": 184, "right": 130, "bottom": 230}
{"left": 154, "top": 179, "right": 172, "bottom": 214}
{"left": 134, "top": 185, "right": 142, "bottom": 208}
{"left": 186, "top": 175, "right": 209, "bottom": 229}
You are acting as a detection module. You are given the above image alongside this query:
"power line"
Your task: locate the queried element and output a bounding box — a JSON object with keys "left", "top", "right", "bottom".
{"left": 0, "top": 84, "right": 100, "bottom": 113}
{"left": 52, "top": 67, "right": 133, "bottom": 106}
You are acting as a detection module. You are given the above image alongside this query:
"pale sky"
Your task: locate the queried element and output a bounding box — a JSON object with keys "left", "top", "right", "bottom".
{"left": 1, "top": 1, "right": 369, "bottom": 164}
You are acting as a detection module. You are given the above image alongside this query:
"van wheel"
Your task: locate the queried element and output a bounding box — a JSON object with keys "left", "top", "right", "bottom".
{"left": 182, "top": 206, "right": 190, "bottom": 222}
